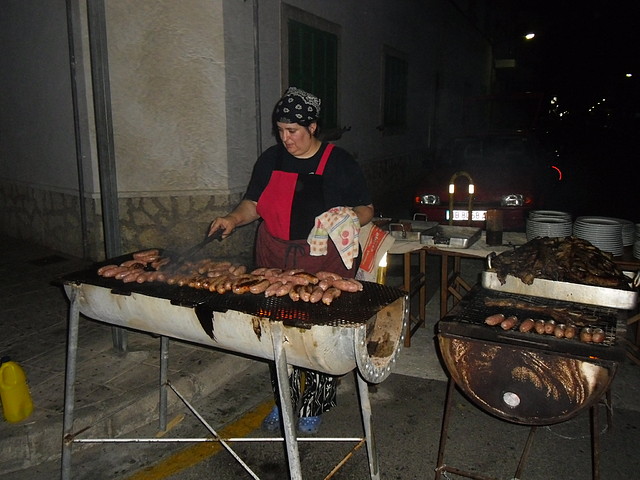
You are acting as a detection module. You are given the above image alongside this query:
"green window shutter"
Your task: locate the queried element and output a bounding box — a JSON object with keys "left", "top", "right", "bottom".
{"left": 288, "top": 20, "right": 338, "bottom": 129}
{"left": 382, "top": 53, "right": 408, "bottom": 133}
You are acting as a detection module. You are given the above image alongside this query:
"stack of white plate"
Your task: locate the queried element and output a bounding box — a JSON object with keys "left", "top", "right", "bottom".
{"left": 573, "top": 216, "right": 624, "bottom": 256}
{"left": 526, "top": 217, "right": 573, "bottom": 241}
{"left": 608, "top": 218, "right": 636, "bottom": 246}
{"left": 634, "top": 223, "right": 640, "bottom": 259}
{"left": 529, "top": 210, "right": 572, "bottom": 221}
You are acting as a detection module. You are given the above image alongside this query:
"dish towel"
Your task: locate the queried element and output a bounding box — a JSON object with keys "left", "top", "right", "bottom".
{"left": 307, "top": 207, "right": 361, "bottom": 269}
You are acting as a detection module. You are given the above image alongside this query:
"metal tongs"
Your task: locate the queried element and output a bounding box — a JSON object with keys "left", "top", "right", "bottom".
{"left": 174, "top": 227, "right": 224, "bottom": 264}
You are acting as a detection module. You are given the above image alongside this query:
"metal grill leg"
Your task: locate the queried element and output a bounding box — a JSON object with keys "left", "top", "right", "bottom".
{"left": 159, "top": 336, "right": 169, "bottom": 431}
{"left": 61, "top": 287, "right": 80, "bottom": 480}
{"left": 591, "top": 403, "right": 601, "bottom": 480}
{"left": 270, "top": 321, "right": 303, "bottom": 480}
{"left": 357, "top": 374, "right": 380, "bottom": 480}
{"left": 434, "top": 377, "right": 455, "bottom": 480}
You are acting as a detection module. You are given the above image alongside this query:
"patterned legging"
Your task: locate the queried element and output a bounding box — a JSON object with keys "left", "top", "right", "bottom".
{"left": 271, "top": 365, "right": 337, "bottom": 417}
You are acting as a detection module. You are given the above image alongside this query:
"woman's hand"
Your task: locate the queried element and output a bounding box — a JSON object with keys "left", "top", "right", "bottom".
{"left": 209, "top": 215, "right": 238, "bottom": 238}
{"left": 208, "top": 199, "right": 260, "bottom": 238}
{"left": 353, "top": 204, "right": 375, "bottom": 227}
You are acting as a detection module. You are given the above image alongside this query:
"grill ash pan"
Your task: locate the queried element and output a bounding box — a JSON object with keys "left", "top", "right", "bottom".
{"left": 63, "top": 271, "right": 408, "bottom": 383}
{"left": 438, "top": 335, "right": 615, "bottom": 425}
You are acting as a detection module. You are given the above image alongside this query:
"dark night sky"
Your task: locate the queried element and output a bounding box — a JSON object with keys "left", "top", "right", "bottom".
{"left": 520, "top": 2, "right": 639, "bottom": 110}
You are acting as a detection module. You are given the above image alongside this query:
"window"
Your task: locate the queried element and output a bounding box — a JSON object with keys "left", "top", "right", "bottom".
{"left": 381, "top": 48, "right": 408, "bottom": 134}
{"left": 288, "top": 20, "right": 338, "bottom": 129}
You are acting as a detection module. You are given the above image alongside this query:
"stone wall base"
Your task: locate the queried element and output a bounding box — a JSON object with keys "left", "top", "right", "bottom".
{"left": 0, "top": 151, "right": 422, "bottom": 262}
{"left": 0, "top": 182, "right": 255, "bottom": 263}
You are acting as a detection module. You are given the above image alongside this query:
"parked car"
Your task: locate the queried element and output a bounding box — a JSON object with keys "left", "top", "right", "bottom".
{"left": 413, "top": 132, "right": 559, "bottom": 231}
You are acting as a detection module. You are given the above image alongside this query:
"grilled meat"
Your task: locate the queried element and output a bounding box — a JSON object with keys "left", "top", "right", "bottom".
{"left": 489, "top": 236, "right": 630, "bottom": 290}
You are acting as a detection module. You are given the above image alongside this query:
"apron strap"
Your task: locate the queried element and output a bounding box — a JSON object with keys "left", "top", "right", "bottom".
{"left": 314, "top": 143, "right": 334, "bottom": 176}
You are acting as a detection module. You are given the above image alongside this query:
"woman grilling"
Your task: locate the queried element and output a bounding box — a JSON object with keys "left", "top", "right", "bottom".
{"left": 208, "top": 87, "right": 374, "bottom": 434}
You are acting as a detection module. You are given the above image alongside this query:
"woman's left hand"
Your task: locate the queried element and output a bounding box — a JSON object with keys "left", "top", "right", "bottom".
{"left": 352, "top": 204, "right": 375, "bottom": 226}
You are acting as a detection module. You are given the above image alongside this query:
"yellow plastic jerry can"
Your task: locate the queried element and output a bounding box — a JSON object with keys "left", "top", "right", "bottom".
{"left": 0, "top": 356, "right": 34, "bottom": 423}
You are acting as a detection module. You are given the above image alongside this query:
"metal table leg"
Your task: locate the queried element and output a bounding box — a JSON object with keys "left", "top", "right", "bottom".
{"left": 270, "top": 321, "right": 303, "bottom": 480}
{"left": 159, "top": 336, "right": 169, "bottom": 431}
{"left": 61, "top": 286, "right": 80, "bottom": 480}
{"left": 357, "top": 374, "right": 380, "bottom": 480}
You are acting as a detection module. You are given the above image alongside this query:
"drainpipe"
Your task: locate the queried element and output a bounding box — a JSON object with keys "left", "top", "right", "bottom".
{"left": 87, "top": 0, "right": 126, "bottom": 351}
{"left": 65, "top": 0, "right": 90, "bottom": 260}
{"left": 252, "top": 0, "right": 262, "bottom": 153}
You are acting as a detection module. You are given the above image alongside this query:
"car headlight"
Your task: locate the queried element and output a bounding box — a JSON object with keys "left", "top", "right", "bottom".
{"left": 501, "top": 194, "right": 524, "bottom": 207}
{"left": 417, "top": 194, "right": 440, "bottom": 205}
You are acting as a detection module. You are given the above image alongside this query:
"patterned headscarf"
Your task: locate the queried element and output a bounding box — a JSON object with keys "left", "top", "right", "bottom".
{"left": 274, "top": 87, "right": 321, "bottom": 126}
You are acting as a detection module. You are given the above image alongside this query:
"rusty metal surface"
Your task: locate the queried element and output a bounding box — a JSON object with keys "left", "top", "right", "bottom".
{"left": 438, "top": 335, "right": 615, "bottom": 425}
{"left": 482, "top": 271, "right": 638, "bottom": 310}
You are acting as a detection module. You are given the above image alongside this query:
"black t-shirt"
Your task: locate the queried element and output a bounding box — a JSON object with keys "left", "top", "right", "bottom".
{"left": 244, "top": 143, "right": 372, "bottom": 209}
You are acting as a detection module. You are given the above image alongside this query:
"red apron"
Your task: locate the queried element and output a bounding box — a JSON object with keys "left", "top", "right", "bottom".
{"left": 255, "top": 144, "right": 355, "bottom": 277}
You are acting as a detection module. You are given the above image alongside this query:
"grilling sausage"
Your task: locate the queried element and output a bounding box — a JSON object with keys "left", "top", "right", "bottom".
{"left": 591, "top": 328, "right": 605, "bottom": 343}
{"left": 288, "top": 286, "right": 301, "bottom": 302}
{"left": 519, "top": 318, "right": 535, "bottom": 333}
{"left": 104, "top": 266, "right": 130, "bottom": 278}
{"left": 275, "top": 282, "right": 294, "bottom": 297}
{"left": 564, "top": 325, "right": 577, "bottom": 339}
{"left": 332, "top": 278, "right": 361, "bottom": 292}
{"left": 534, "top": 319, "right": 546, "bottom": 334}
{"left": 133, "top": 249, "right": 159, "bottom": 260}
{"left": 151, "top": 257, "right": 171, "bottom": 270}
{"left": 232, "top": 278, "right": 262, "bottom": 294}
{"left": 553, "top": 324, "right": 566, "bottom": 339}
{"left": 135, "top": 271, "right": 152, "bottom": 283}
{"left": 315, "top": 271, "right": 342, "bottom": 281}
{"left": 322, "top": 287, "right": 342, "bottom": 305}
{"left": 579, "top": 327, "right": 593, "bottom": 343}
{"left": 249, "top": 278, "right": 271, "bottom": 294}
{"left": 543, "top": 320, "right": 556, "bottom": 335}
{"left": 264, "top": 281, "right": 283, "bottom": 297}
{"left": 293, "top": 272, "right": 319, "bottom": 285}
{"left": 277, "top": 274, "right": 311, "bottom": 286}
{"left": 484, "top": 313, "right": 505, "bottom": 326}
{"left": 298, "top": 284, "right": 313, "bottom": 302}
{"left": 310, "top": 285, "right": 325, "bottom": 303}
{"left": 98, "top": 265, "right": 121, "bottom": 277}
{"left": 500, "top": 315, "right": 518, "bottom": 330}
{"left": 115, "top": 268, "right": 135, "bottom": 280}
{"left": 122, "top": 269, "right": 144, "bottom": 283}
{"left": 119, "top": 259, "right": 146, "bottom": 269}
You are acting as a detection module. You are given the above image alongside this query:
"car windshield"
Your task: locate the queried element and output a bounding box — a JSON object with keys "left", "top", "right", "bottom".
{"left": 443, "top": 135, "right": 539, "bottom": 170}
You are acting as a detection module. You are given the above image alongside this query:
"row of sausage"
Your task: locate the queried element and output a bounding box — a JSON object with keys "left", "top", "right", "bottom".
{"left": 96, "top": 249, "right": 363, "bottom": 305}
{"left": 484, "top": 313, "right": 606, "bottom": 343}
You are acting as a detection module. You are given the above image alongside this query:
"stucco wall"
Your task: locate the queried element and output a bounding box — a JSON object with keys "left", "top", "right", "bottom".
{"left": 0, "top": 0, "right": 490, "bottom": 261}
{"left": 107, "top": 0, "right": 236, "bottom": 195}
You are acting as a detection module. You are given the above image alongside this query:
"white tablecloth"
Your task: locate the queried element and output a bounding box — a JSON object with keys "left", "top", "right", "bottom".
{"left": 388, "top": 231, "right": 527, "bottom": 258}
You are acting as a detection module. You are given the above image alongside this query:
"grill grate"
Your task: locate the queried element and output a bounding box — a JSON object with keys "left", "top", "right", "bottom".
{"left": 453, "top": 289, "right": 619, "bottom": 344}
{"left": 63, "top": 265, "right": 406, "bottom": 329}
{"left": 439, "top": 287, "right": 626, "bottom": 362}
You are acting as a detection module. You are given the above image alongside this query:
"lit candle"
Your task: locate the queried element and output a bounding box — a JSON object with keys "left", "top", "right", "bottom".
{"left": 376, "top": 253, "right": 388, "bottom": 284}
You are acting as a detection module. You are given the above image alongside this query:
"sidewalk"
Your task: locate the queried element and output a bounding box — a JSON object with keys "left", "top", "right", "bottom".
{"left": 2, "top": 234, "right": 639, "bottom": 479}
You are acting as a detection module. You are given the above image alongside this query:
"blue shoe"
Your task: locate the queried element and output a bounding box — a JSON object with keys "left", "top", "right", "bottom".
{"left": 262, "top": 405, "right": 280, "bottom": 431}
{"left": 297, "top": 415, "right": 322, "bottom": 434}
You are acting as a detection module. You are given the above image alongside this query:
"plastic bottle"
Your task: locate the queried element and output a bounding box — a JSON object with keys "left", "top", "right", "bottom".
{"left": 0, "top": 356, "right": 34, "bottom": 423}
